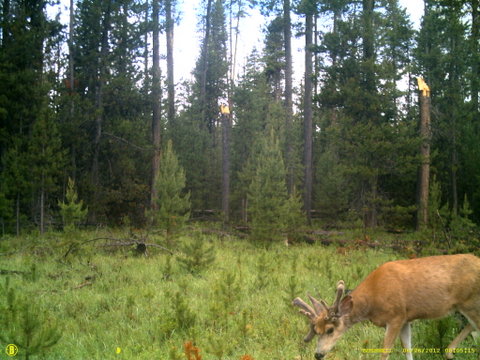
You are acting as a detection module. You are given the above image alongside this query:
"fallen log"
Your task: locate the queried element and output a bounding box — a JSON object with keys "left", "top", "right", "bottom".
{"left": 0, "top": 269, "right": 28, "bottom": 276}
{"left": 99, "top": 241, "right": 174, "bottom": 255}
{"left": 63, "top": 237, "right": 174, "bottom": 258}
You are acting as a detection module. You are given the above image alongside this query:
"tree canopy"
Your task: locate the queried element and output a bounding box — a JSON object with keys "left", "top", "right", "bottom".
{"left": 0, "top": 0, "right": 478, "bottom": 237}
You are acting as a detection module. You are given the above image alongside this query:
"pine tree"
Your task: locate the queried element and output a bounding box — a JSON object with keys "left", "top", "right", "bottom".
{"left": 0, "top": 0, "right": 62, "bottom": 233}
{"left": 314, "top": 0, "right": 418, "bottom": 228}
{"left": 247, "top": 127, "right": 302, "bottom": 242}
{"left": 150, "top": 140, "right": 190, "bottom": 242}
{"left": 58, "top": 178, "right": 88, "bottom": 231}
{"left": 0, "top": 278, "right": 61, "bottom": 359}
{"left": 29, "top": 110, "right": 66, "bottom": 234}
{"left": 231, "top": 50, "right": 271, "bottom": 222}
{"left": 69, "top": 0, "right": 150, "bottom": 224}
{"left": 177, "top": 234, "right": 216, "bottom": 275}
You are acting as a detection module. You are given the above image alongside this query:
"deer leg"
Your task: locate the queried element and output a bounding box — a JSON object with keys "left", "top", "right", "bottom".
{"left": 399, "top": 322, "right": 413, "bottom": 360}
{"left": 445, "top": 324, "right": 473, "bottom": 360}
{"left": 448, "top": 306, "right": 480, "bottom": 359}
{"left": 381, "top": 322, "right": 403, "bottom": 360}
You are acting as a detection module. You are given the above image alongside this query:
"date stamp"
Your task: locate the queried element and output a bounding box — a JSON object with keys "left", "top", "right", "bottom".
{"left": 361, "top": 348, "right": 477, "bottom": 355}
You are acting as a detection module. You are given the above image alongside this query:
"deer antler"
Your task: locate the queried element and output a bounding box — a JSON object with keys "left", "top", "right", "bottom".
{"left": 292, "top": 297, "right": 319, "bottom": 343}
{"left": 293, "top": 283, "right": 348, "bottom": 343}
{"left": 303, "top": 324, "right": 316, "bottom": 342}
{"left": 293, "top": 295, "right": 329, "bottom": 343}
{"left": 331, "top": 280, "right": 345, "bottom": 316}
{"left": 292, "top": 297, "right": 317, "bottom": 319}
{"left": 308, "top": 294, "right": 328, "bottom": 315}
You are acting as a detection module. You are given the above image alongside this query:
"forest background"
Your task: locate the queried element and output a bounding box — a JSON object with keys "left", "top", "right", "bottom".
{"left": 0, "top": 0, "right": 479, "bottom": 243}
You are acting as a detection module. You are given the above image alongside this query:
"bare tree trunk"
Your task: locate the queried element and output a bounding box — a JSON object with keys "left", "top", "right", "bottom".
{"left": 451, "top": 124, "right": 458, "bottom": 215}
{"left": 232, "top": 2, "right": 241, "bottom": 83}
{"left": 150, "top": 0, "right": 162, "bottom": 210}
{"left": 200, "top": 0, "right": 213, "bottom": 128}
{"left": 417, "top": 92, "right": 431, "bottom": 230}
{"left": 472, "top": 0, "right": 479, "bottom": 113}
{"left": 69, "top": 0, "right": 76, "bottom": 181}
{"left": 165, "top": 0, "right": 175, "bottom": 124}
{"left": 362, "top": 0, "right": 375, "bottom": 94}
{"left": 40, "top": 173, "right": 45, "bottom": 234}
{"left": 68, "top": 0, "right": 75, "bottom": 97}
{"left": 222, "top": 0, "right": 242, "bottom": 225}
{"left": 221, "top": 111, "right": 231, "bottom": 224}
{"left": 304, "top": 11, "right": 313, "bottom": 224}
{"left": 91, "top": 0, "right": 112, "bottom": 220}
{"left": 314, "top": 12, "right": 319, "bottom": 98}
{"left": 283, "top": 0, "right": 294, "bottom": 194}
{"left": 1, "top": 0, "right": 10, "bottom": 46}
{"left": 144, "top": 0, "right": 149, "bottom": 84}
{"left": 364, "top": 173, "right": 378, "bottom": 228}
{"left": 16, "top": 193, "right": 20, "bottom": 236}
{"left": 362, "top": 0, "right": 378, "bottom": 228}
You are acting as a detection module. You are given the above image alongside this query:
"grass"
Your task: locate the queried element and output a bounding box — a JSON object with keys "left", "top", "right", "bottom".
{"left": 0, "top": 227, "right": 478, "bottom": 359}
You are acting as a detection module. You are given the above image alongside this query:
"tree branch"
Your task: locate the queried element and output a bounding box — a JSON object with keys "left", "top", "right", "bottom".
{"left": 103, "top": 132, "right": 151, "bottom": 151}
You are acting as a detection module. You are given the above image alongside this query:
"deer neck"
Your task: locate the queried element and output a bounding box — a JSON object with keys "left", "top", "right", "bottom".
{"left": 345, "top": 292, "right": 371, "bottom": 327}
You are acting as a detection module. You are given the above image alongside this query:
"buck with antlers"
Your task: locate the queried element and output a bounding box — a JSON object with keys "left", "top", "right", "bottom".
{"left": 293, "top": 254, "right": 480, "bottom": 360}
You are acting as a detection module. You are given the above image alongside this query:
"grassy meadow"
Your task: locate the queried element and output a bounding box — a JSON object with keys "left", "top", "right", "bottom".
{"left": 0, "top": 227, "right": 478, "bottom": 360}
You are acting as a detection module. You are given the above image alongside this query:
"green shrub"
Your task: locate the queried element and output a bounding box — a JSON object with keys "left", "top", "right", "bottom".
{"left": 0, "top": 278, "right": 61, "bottom": 359}
{"left": 177, "top": 235, "right": 215, "bottom": 275}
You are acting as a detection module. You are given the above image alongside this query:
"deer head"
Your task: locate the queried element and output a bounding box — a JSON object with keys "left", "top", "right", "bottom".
{"left": 293, "top": 280, "right": 353, "bottom": 360}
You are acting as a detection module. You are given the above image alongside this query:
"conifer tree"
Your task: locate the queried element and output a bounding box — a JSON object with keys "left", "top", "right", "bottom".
{"left": 0, "top": 139, "right": 29, "bottom": 235}
{"left": 314, "top": 0, "right": 418, "bottom": 227}
{"left": 0, "top": 278, "right": 61, "bottom": 359}
{"left": 29, "top": 110, "right": 66, "bottom": 234}
{"left": 58, "top": 178, "right": 88, "bottom": 231}
{"left": 231, "top": 50, "right": 271, "bottom": 221}
{"left": 247, "top": 127, "right": 303, "bottom": 241}
{"left": 150, "top": 140, "right": 190, "bottom": 242}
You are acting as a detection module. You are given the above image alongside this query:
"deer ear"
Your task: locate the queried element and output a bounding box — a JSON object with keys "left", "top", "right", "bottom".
{"left": 338, "top": 295, "right": 353, "bottom": 316}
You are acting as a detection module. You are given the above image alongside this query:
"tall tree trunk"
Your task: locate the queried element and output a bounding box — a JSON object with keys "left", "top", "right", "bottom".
{"left": 40, "top": 173, "right": 45, "bottom": 234}
{"left": 362, "top": 0, "right": 377, "bottom": 227}
{"left": 200, "top": 0, "right": 213, "bottom": 129}
{"left": 472, "top": 0, "right": 479, "bottom": 114}
{"left": 313, "top": 12, "right": 319, "bottom": 99}
{"left": 91, "top": 0, "right": 112, "bottom": 219}
{"left": 283, "top": 0, "right": 294, "bottom": 194}
{"left": 68, "top": 0, "right": 74, "bottom": 96}
{"left": 451, "top": 134, "right": 458, "bottom": 214}
{"left": 165, "top": 0, "right": 175, "bottom": 125}
{"left": 221, "top": 110, "right": 231, "bottom": 224}
{"left": 223, "top": 0, "right": 241, "bottom": 225}
{"left": 144, "top": 1, "right": 149, "bottom": 85}
{"left": 2, "top": 0, "right": 10, "bottom": 47}
{"left": 150, "top": 0, "right": 162, "bottom": 210}
{"left": 16, "top": 193, "right": 20, "bottom": 236}
{"left": 362, "top": 0, "right": 375, "bottom": 95}
{"left": 417, "top": 86, "right": 431, "bottom": 230}
{"left": 304, "top": 11, "right": 313, "bottom": 224}
{"left": 68, "top": 0, "right": 76, "bottom": 181}
{"left": 228, "top": 0, "right": 242, "bottom": 86}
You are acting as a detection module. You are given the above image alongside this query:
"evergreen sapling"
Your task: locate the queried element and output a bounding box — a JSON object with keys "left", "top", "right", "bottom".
{"left": 149, "top": 140, "right": 190, "bottom": 244}
{"left": 58, "top": 177, "right": 88, "bottom": 231}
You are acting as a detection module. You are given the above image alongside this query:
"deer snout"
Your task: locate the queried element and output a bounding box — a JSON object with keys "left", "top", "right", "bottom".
{"left": 314, "top": 353, "right": 324, "bottom": 360}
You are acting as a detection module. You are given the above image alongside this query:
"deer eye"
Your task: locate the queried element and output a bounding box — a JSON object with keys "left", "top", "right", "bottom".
{"left": 326, "top": 327, "right": 334, "bottom": 335}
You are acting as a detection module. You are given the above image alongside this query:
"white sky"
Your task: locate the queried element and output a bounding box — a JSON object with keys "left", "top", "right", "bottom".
{"left": 173, "top": 0, "right": 424, "bottom": 85}
{"left": 49, "top": 0, "right": 424, "bottom": 87}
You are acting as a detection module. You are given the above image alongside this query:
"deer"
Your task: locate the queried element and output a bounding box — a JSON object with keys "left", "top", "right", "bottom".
{"left": 293, "top": 254, "right": 480, "bottom": 360}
